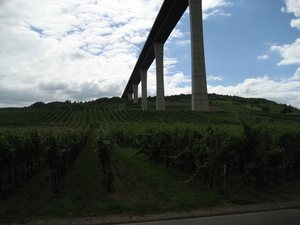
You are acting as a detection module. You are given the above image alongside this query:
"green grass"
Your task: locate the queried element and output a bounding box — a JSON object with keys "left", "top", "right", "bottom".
{"left": 112, "top": 146, "right": 300, "bottom": 214}
{"left": 112, "top": 146, "right": 220, "bottom": 214}
{"left": 212, "top": 101, "right": 254, "bottom": 113}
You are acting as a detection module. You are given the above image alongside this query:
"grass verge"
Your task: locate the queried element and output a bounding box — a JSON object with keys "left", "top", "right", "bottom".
{"left": 112, "top": 146, "right": 300, "bottom": 215}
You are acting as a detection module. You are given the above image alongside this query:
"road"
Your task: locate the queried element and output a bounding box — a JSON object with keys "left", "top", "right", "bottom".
{"left": 120, "top": 209, "right": 300, "bottom": 225}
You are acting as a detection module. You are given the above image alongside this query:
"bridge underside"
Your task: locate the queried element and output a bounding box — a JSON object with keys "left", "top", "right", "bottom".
{"left": 121, "top": 0, "right": 208, "bottom": 111}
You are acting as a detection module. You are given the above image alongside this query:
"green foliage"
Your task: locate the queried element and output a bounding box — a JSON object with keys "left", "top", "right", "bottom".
{"left": 280, "top": 106, "right": 293, "bottom": 114}
{"left": 260, "top": 105, "right": 270, "bottom": 113}
{"left": 94, "top": 130, "right": 114, "bottom": 193}
{"left": 0, "top": 128, "right": 88, "bottom": 193}
{"left": 112, "top": 120, "right": 300, "bottom": 190}
{"left": 0, "top": 129, "right": 44, "bottom": 192}
{"left": 43, "top": 128, "right": 88, "bottom": 193}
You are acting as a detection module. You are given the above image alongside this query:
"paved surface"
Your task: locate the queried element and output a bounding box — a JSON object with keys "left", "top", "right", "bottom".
{"left": 17, "top": 201, "right": 300, "bottom": 225}
{"left": 121, "top": 209, "right": 300, "bottom": 225}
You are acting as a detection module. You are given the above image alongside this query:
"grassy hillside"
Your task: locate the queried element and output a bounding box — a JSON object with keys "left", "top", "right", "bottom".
{"left": 0, "top": 94, "right": 299, "bottom": 127}
{"left": 1, "top": 93, "right": 299, "bottom": 112}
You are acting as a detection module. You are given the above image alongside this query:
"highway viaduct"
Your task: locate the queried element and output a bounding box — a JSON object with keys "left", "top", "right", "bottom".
{"left": 121, "top": 0, "right": 208, "bottom": 111}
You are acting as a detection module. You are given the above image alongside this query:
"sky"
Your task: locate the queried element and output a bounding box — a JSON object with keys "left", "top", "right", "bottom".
{"left": 0, "top": 0, "right": 299, "bottom": 108}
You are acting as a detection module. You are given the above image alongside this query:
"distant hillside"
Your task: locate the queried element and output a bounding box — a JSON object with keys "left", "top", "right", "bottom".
{"left": 149, "top": 94, "right": 299, "bottom": 113}
{"left": 1, "top": 93, "right": 299, "bottom": 115}
{"left": 0, "top": 93, "right": 299, "bottom": 126}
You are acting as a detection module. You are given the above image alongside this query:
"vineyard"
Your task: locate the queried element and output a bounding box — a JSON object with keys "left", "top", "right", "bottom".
{"left": 112, "top": 120, "right": 300, "bottom": 189}
{"left": 0, "top": 97, "right": 300, "bottom": 223}
{"left": 0, "top": 108, "right": 240, "bottom": 126}
{"left": 0, "top": 127, "right": 89, "bottom": 193}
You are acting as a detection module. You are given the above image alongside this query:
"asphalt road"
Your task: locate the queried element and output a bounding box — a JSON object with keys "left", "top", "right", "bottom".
{"left": 121, "top": 209, "right": 300, "bottom": 225}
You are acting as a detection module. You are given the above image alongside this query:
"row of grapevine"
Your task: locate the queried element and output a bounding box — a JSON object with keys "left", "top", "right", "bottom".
{"left": 0, "top": 128, "right": 88, "bottom": 193}
{"left": 113, "top": 120, "right": 300, "bottom": 190}
{"left": 1, "top": 109, "right": 242, "bottom": 127}
{"left": 0, "top": 111, "right": 31, "bottom": 126}
{"left": 94, "top": 130, "right": 114, "bottom": 193}
{"left": 0, "top": 129, "right": 43, "bottom": 191}
{"left": 43, "top": 128, "right": 88, "bottom": 192}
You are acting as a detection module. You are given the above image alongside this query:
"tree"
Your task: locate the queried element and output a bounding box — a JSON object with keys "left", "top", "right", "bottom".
{"left": 280, "top": 107, "right": 293, "bottom": 114}
{"left": 261, "top": 106, "right": 270, "bottom": 113}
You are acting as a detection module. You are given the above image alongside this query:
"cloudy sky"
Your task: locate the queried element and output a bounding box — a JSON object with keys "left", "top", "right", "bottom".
{"left": 0, "top": 0, "right": 299, "bottom": 108}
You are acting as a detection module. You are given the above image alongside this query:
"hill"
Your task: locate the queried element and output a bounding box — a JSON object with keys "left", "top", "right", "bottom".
{"left": 0, "top": 94, "right": 299, "bottom": 127}
{"left": 1, "top": 93, "right": 299, "bottom": 113}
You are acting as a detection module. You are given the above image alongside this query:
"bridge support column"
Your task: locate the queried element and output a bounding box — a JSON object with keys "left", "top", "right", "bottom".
{"left": 140, "top": 69, "right": 148, "bottom": 110}
{"left": 189, "top": 0, "right": 209, "bottom": 111}
{"left": 133, "top": 83, "right": 138, "bottom": 104}
{"left": 154, "top": 43, "right": 165, "bottom": 111}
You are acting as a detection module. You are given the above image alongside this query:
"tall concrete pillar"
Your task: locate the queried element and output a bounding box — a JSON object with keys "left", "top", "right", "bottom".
{"left": 189, "top": 0, "right": 209, "bottom": 111}
{"left": 154, "top": 43, "right": 165, "bottom": 110}
{"left": 128, "top": 93, "right": 132, "bottom": 100}
{"left": 140, "top": 69, "right": 148, "bottom": 110}
{"left": 133, "top": 83, "right": 138, "bottom": 104}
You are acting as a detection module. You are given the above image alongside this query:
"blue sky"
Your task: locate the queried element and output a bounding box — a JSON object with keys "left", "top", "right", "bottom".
{"left": 0, "top": 0, "right": 299, "bottom": 108}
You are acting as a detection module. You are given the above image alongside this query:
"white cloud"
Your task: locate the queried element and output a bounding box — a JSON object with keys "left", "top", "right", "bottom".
{"left": 282, "top": 0, "right": 300, "bottom": 17}
{"left": 164, "top": 73, "right": 191, "bottom": 96}
{"left": 202, "top": 0, "right": 232, "bottom": 19}
{"left": 291, "top": 18, "right": 300, "bottom": 29}
{"left": 175, "top": 40, "right": 191, "bottom": 46}
{"left": 202, "top": 0, "right": 232, "bottom": 11}
{"left": 291, "top": 67, "right": 300, "bottom": 80}
{"left": 257, "top": 55, "right": 269, "bottom": 60}
{"left": 208, "top": 75, "right": 222, "bottom": 81}
{"left": 270, "top": 0, "right": 300, "bottom": 90}
{"left": 145, "top": 75, "right": 300, "bottom": 109}
{"left": 203, "top": 9, "right": 231, "bottom": 20}
{"left": 271, "top": 38, "right": 300, "bottom": 65}
{"left": 208, "top": 76, "right": 300, "bottom": 108}
{"left": 0, "top": 0, "right": 164, "bottom": 107}
{"left": 282, "top": 0, "right": 300, "bottom": 30}
{"left": 169, "top": 28, "right": 185, "bottom": 39}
